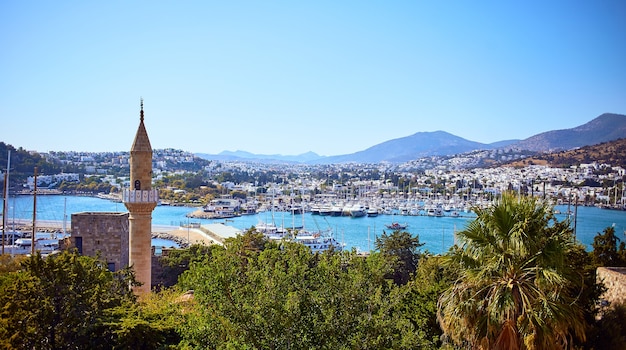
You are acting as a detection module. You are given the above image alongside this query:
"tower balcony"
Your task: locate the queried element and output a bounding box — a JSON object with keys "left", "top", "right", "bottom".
{"left": 123, "top": 189, "right": 159, "bottom": 204}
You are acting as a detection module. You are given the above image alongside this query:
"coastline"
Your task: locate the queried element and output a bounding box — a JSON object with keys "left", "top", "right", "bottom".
{"left": 5, "top": 194, "right": 626, "bottom": 254}
{"left": 3, "top": 219, "right": 219, "bottom": 247}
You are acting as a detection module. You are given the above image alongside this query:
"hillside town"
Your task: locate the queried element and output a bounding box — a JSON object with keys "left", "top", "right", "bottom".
{"left": 11, "top": 146, "right": 626, "bottom": 217}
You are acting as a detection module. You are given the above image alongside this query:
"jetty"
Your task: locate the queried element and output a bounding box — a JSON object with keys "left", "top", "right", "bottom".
{"left": 159, "top": 224, "right": 241, "bottom": 246}
{"left": 4, "top": 219, "right": 235, "bottom": 247}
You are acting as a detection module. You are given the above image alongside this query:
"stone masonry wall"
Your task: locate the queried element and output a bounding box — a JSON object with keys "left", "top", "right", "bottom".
{"left": 597, "top": 267, "right": 626, "bottom": 306}
{"left": 71, "top": 212, "right": 129, "bottom": 271}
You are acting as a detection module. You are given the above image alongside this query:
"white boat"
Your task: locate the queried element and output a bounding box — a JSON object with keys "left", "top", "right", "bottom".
{"left": 6, "top": 238, "right": 61, "bottom": 255}
{"left": 293, "top": 229, "right": 343, "bottom": 253}
{"left": 256, "top": 221, "right": 278, "bottom": 234}
{"left": 427, "top": 206, "right": 444, "bottom": 217}
{"left": 2, "top": 231, "right": 23, "bottom": 245}
{"left": 366, "top": 208, "right": 379, "bottom": 217}
{"left": 342, "top": 205, "right": 352, "bottom": 216}
{"left": 255, "top": 220, "right": 290, "bottom": 240}
{"left": 319, "top": 206, "right": 332, "bottom": 216}
{"left": 350, "top": 204, "right": 366, "bottom": 218}
{"left": 435, "top": 207, "right": 444, "bottom": 217}
{"left": 330, "top": 205, "right": 343, "bottom": 217}
{"left": 310, "top": 205, "right": 321, "bottom": 215}
{"left": 385, "top": 222, "right": 408, "bottom": 230}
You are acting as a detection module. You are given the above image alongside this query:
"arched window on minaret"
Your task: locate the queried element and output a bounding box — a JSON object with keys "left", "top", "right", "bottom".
{"left": 134, "top": 180, "right": 141, "bottom": 190}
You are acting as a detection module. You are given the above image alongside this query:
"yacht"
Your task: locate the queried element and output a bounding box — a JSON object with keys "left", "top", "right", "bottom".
{"left": 6, "top": 238, "right": 61, "bottom": 255}
{"left": 350, "top": 204, "right": 366, "bottom": 218}
{"left": 366, "top": 207, "right": 379, "bottom": 217}
{"left": 293, "top": 229, "right": 343, "bottom": 253}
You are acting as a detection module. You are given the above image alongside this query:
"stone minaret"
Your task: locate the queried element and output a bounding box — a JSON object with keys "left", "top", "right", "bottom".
{"left": 123, "top": 99, "right": 158, "bottom": 295}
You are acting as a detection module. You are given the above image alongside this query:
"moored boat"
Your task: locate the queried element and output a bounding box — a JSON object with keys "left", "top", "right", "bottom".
{"left": 330, "top": 205, "right": 343, "bottom": 217}
{"left": 319, "top": 206, "right": 332, "bottom": 216}
{"left": 293, "top": 229, "right": 343, "bottom": 253}
{"left": 385, "top": 222, "right": 408, "bottom": 230}
{"left": 367, "top": 208, "right": 379, "bottom": 217}
{"left": 350, "top": 204, "right": 366, "bottom": 218}
{"left": 6, "top": 238, "right": 61, "bottom": 255}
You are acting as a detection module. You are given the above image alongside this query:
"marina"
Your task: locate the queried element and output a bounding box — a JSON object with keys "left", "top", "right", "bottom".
{"left": 2, "top": 194, "right": 626, "bottom": 255}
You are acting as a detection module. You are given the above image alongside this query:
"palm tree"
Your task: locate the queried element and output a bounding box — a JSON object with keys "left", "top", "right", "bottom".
{"left": 437, "top": 192, "right": 587, "bottom": 349}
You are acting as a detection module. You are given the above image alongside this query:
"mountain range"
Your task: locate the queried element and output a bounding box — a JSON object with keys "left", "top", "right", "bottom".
{"left": 196, "top": 113, "right": 626, "bottom": 164}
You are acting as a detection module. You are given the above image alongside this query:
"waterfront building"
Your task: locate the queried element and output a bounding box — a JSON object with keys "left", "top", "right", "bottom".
{"left": 123, "top": 100, "right": 158, "bottom": 295}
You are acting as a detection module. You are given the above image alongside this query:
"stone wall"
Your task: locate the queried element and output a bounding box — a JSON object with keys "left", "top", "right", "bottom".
{"left": 597, "top": 267, "right": 626, "bottom": 306}
{"left": 71, "top": 212, "right": 129, "bottom": 272}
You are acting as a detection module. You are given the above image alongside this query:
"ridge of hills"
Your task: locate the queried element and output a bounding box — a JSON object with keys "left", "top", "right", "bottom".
{"left": 510, "top": 113, "right": 626, "bottom": 152}
{"left": 197, "top": 113, "right": 626, "bottom": 164}
{"left": 507, "top": 138, "right": 626, "bottom": 169}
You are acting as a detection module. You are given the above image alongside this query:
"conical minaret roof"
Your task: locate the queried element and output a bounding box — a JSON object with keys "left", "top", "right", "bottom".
{"left": 131, "top": 99, "right": 153, "bottom": 152}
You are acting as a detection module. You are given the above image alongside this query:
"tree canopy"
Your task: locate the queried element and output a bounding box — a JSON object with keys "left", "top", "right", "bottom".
{"left": 375, "top": 229, "right": 424, "bottom": 285}
{"left": 591, "top": 225, "right": 626, "bottom": 267}
{"left": 175, "top": 230, "right": 441, "bottom": 349}
{"left": 438, "top": 192, "right": 592, "bottom": 349}
{"left": 0, "top": 195, "right": 616, "bottom": 349}
{"left": 0, "top": 251, "right": 136, "bottom": 349}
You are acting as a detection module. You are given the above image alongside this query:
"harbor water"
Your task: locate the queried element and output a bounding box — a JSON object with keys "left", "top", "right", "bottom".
{"left": 3, "top": 195, "right": 626, "bottom": 254}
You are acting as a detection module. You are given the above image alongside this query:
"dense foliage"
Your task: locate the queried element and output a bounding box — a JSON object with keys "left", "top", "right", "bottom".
{"left": 157, "top": 244, "right": 218, "bottom": 287}
{"left": 175, "top": 230, "right": 444, "bottom": 349}
{"left": 438, "top": 193, "right": 597, "bottom": 349}
{"left": 591, "top": 226, "right": 626, "bottom": 267}
{"left": 0, "top": 142, "right": 80, "bottom": 187}
{"left": 375, "top": 229, "right": 424, "bottom": 285}
{"left": 1, "top": 196, "right": 623, "bottom": 349}
{"left": 0, "top": 251, "right": 137, "bottom": 349}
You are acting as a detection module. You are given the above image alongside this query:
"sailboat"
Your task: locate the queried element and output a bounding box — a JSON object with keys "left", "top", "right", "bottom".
{"left": 256, "top": 191, "right": 288, "bottom": 240}
{"left": 4, "top": 166, "right": 61, "bottom": 256}
{"left": 292, "top": 208, "right": 343, "bottom": 253}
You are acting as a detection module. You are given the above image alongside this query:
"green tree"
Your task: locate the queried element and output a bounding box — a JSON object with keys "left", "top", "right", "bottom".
{"left": 102, "top": 288, "right": 185, "bottom": 349}
{"left": 438, "top": 193, "right": 589, "bottom": 349}
{"left": 591, "top": 226, "right": 626, "bottom": 267}
{"left": 176, "top": 232, "right": 434, "bottom": 349}
{"left": 0, "top": 254, "right": 27, "bottom": 273}
{"left": 375, "top": 229, "right": 424, "bottom": 285}
{"left": 158, "top": 244, "right": 217, "bottom": 287}
{"left": 0, "top": 251, "right": 136, "bottom": 349}
{"left": 392, "top": 255, "right": 456, "bottom": 349}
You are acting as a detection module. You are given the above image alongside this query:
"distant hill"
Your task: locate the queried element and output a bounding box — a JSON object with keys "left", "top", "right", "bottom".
{"left": 507, "top": 138, "right": 626, "bottom": 168}
{"left": 510, "top": 113, "right": 626, "bottom": 152}
{"left": 0, "top": 142, "right": 82, "bottom": 187}
{"left": 316, "top": 131, "right": 492, "bottom": 163}
{"left": 196, "top": 112, "right": 626, "bottom": 164}
{"left": 196, "top": 150, "right": 325, "bottom": 163}
{"left": 488, "top": 139, "right": 519, "bottom": 148}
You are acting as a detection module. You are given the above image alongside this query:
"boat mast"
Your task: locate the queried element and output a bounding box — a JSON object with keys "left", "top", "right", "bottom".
{"left": 1, "top": 150, "right": 10, "bottom": 255}
{"left": 2, "top": 173, "right": 6, "bottom": 255}
{"left": 31, "top": 167, "right": 37, "bottom": 256}
{"left": 62, "top": 197, "right": 67, "bottom": 235}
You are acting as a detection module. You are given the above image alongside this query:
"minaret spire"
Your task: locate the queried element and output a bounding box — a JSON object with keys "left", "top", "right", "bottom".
{"left": 124, "top": 99, "right": 158, "bottom": 296}
{"left": 140, "top": 98, "right": 144, "bottom": 122}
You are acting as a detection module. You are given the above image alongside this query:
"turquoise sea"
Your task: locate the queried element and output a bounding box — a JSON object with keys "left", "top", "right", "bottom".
{"left": 3, "top": 195, "right": 626, "bottom": 254}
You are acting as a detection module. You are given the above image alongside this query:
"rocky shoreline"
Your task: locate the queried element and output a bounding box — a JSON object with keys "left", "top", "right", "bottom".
{"left": 151, "top": 232, "right": 190, "bottom": 248}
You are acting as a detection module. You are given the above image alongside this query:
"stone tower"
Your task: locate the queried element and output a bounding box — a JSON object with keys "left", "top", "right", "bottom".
{"left": 123, "top": 99, "right": 158, "bottom": 295}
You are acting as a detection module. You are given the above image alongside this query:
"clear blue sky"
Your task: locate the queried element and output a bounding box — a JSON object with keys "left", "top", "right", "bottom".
{"left": 2, "top": 1, "right": 625, "bottom": 156}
